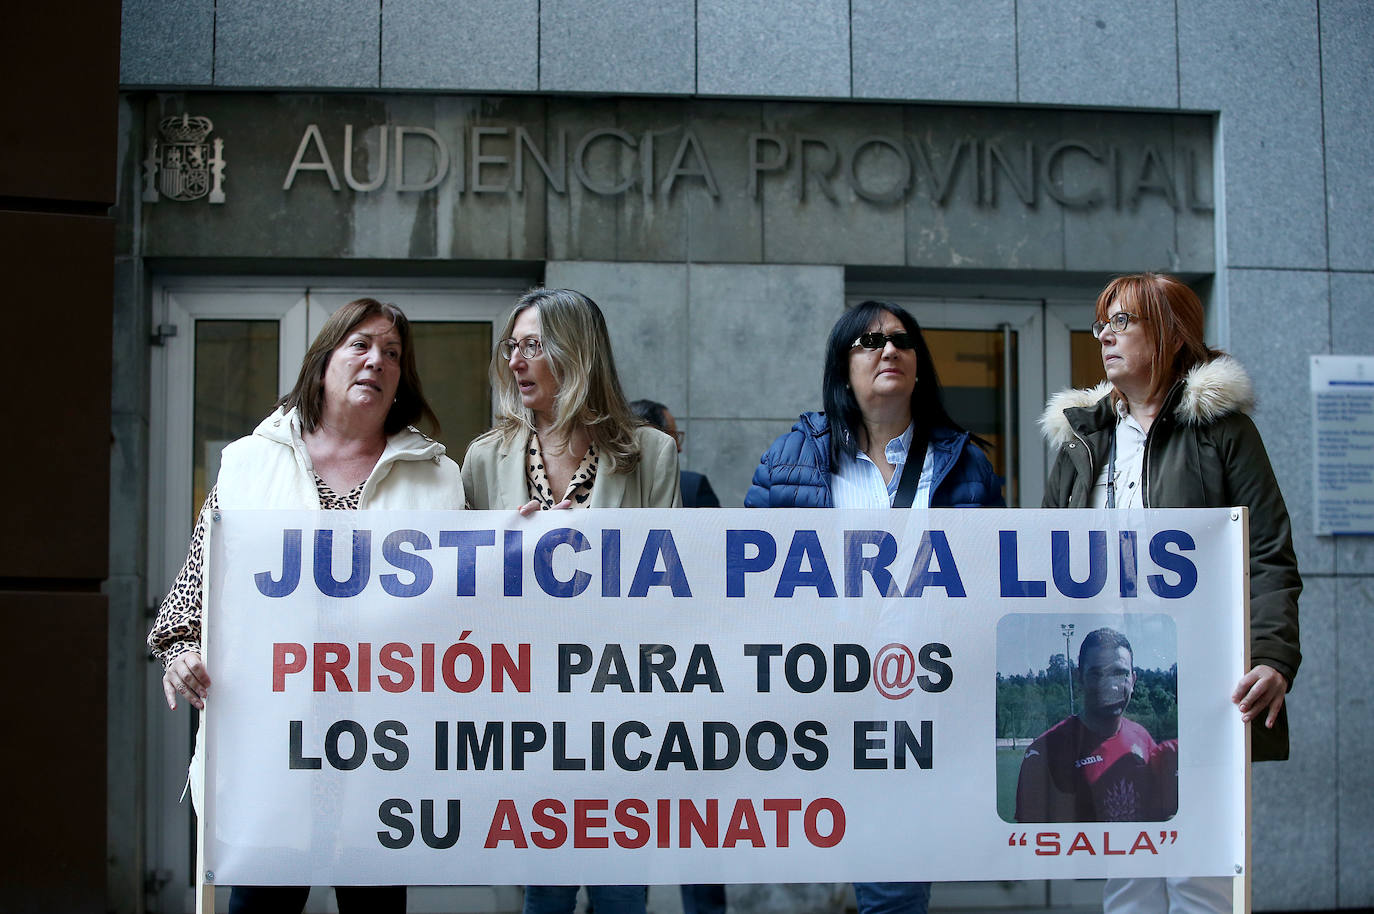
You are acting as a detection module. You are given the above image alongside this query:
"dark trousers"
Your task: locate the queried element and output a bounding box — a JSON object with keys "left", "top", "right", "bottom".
{"left": 227, "top": 885, "right": 405, "bottom": 913}
{"left": 680, "top": 884, "right": 727, "bottom": 914}
{"left": 853, "top": 881, "right": 931, "bottom": 914}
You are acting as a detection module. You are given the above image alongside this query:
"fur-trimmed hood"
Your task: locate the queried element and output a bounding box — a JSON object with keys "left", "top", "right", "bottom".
{"left": 1040, "top": 355, "right": 1254, "bottom": 448}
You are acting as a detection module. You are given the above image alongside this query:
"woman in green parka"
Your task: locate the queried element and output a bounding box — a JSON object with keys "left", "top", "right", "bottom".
{"left": 1040, "top": 272, "right": 1301, "bottom": 913}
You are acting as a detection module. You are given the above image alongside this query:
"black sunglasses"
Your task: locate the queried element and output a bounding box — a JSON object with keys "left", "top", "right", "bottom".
{"left": 851, "top": 331, "right": 915, "bottom": 351}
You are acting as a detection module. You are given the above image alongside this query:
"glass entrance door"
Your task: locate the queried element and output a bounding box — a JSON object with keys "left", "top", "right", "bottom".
{"left": 146, "top": 280, "right": 518, "bottom": 912}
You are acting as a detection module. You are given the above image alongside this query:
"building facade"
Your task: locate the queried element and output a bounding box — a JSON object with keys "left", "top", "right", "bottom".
{"left": 113, "top": 1, "right": 1373, "bottom": 911}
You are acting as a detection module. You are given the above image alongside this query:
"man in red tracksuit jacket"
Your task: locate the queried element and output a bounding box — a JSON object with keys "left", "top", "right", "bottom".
{"left": 1015, "top": 628, "right": 1178, "bottom": 823}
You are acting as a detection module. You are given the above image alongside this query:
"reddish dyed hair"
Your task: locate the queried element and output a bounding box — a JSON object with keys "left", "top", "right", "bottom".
{"left": 1095, "top": 273, "right": 1221, "bottom": 406}
{"left": 276, "top": 297, "right": 438, "bottom": 436}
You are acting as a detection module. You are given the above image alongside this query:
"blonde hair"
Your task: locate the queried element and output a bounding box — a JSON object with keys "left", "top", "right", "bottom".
{"left": 482, "top": 288, "right": 642, "bottom": 472}
{"left": 1096, "top": 273, "right": 1222, "bottom": 407}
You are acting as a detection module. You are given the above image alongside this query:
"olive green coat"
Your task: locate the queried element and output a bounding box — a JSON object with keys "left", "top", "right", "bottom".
{"left": 1041, "top": 356, "right": 1301, "bottom": 761}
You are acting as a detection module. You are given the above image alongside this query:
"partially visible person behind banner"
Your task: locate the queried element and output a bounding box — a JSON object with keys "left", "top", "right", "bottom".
{"left": 631, "top": 396, "right": 722, "bottom": 914}
{"left": 1040, "top": 272, "right": 1302, "bottom": 913}
{"left": 746, "top": 299, "right": 1003, "bottom": 914}
{"left": 1015, "top": 627, "right": 1179, "bottom": 823}
{"left": 462, "top": 287, "right": 680, "bottom": 914}
{"left": 631, "top": 398, "right": 721, "bottom": 508}
{"left": 147, "top": 297, "right": 465, "bottom": 914}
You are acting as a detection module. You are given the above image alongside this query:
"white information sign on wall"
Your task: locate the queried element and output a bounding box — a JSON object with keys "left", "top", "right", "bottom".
{"left": 1312, "top": 355, "right": 1374, "bottom": 534}
{"left": 202, "top": 508, "right": 1246, "bottom": 887}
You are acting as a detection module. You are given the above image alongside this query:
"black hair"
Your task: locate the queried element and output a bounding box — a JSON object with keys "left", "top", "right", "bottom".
{"left": 1078, "top": 628, "right": 1134, "bottom": 671}
{"left": 821, "top": 300, "right": 981, "bottom": 467}
{"left": 629, "top": 398, "right": 669, "bottom": 432}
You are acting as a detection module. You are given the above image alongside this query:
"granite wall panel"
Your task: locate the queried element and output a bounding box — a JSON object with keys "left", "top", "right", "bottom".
{"left": 697, "top": 0, "right": 850, "bottom": 99}
{"left": 383, "top": 0, "right": 538, "bottom": 91}
{"left": 540, "top": 0, "right": 694, "bottom": 95}
{"left": 1225, "top": 268, "right": 1331, "bottom": 577}
{"left": 1319, "top": 0, "right": 1374, "bottom": 273}
{"left": 1179, "top": 0, "right": 1326, "bottom": 270}
{"left": 120, "top": 0, "right": 214, "bottom": 86}
{"left": 215, "top": 0, "right": 380, "bottom": 88}
{"left": 851, "top": 0, "right": 1017, "bottom": 103}
{"left": 1018, "top": 0, "right": 1177, "bottom": 108}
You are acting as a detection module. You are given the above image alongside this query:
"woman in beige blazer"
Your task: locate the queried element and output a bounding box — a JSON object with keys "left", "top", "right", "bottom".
{"left": 462, "top": 288, "right": 678, "bottom": 914}
{"left": 462, "top": 287, "right": 681, "bottom": 514}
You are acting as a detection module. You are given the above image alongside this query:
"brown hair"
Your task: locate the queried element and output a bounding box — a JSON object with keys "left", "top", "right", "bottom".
{"left": 481, "top": 288, "right": 642, "bottom": 473}
{"left": 275, "top": 298, "right": 439, "bottom": 436}
{"left": 1095, "top": 273, "right": 1221, "bottom": 406}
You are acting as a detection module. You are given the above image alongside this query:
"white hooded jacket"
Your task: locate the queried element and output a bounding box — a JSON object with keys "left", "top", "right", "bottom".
{"left": 216, "top": 407, "right": 465, "bottom": 510}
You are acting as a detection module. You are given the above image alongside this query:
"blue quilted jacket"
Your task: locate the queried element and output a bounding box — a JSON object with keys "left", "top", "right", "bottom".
{"left": 745, "top": 411, "right": 1004, "bottom": 508}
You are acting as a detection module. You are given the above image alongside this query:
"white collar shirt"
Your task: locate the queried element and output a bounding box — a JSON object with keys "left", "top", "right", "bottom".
{"left": 832, "top": 423, "right": 935, "bottom": 509}
{"left": 1090, "top": 400, "right": 1147, "bottom": 509}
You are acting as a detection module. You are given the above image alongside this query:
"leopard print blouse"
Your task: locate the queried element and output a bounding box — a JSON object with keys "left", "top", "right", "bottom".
{"left": 525, "top": 433, "right": 598, "bottom": 509}
{"left": 146, "top": 476, "right": 364, "bottom": 669}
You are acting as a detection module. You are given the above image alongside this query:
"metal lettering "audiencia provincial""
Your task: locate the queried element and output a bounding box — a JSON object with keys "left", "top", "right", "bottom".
{"left": 282, "top": 123, "right": 1213, "bottom": 212}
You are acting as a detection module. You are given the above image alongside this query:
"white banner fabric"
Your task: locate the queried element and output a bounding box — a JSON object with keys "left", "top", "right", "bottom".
{"left": 203, "top": 507, "right": 1246, "bottom": 886}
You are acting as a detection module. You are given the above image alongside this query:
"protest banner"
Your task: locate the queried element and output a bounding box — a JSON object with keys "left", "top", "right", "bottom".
{"left": 200, "top": 507, "right": 1247, "bottom": 888}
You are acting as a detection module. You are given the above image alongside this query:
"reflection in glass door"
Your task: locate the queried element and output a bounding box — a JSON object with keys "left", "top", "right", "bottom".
{"left": 1070, "top": 329, "right": 1107, "bottom": 390}
{"left": 193, "top": 321, "right": 280, "bottom": 517}
{"left": 1046, "top": 302, "right": 1107, "bottom": 414}
{"left": 409, "top": 321, "right": 493, "bottom": 459}
{"left": 925, "top": 328, "right": 1019, "bottom": 505}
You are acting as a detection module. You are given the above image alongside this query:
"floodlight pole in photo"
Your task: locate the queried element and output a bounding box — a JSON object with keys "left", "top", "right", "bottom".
{"left": 1061, "top": 622, "right": 1075, "bottom": 716}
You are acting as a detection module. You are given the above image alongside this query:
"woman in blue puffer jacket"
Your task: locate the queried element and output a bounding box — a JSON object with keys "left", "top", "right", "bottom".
{"left": 744, "top": 299, "right": 1002, "bottom": 914}
{"left": 746, "top": 299, "right": 1003, "bottom": 512}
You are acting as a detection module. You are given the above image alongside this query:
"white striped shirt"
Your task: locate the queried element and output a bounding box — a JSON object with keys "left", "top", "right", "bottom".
{"left": 832, "top": 423, "right": 935, "bottom": 509}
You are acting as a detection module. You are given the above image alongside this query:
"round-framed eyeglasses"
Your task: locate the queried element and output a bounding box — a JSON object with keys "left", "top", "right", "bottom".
{"left": 498, "top": 337, "right": 543, "bottom": 360}
{"left": 851, "top": 331, "right": 915, "bottom": 351}
{"left": 1091, "top": 312, "right": 1146, "bottom": 339}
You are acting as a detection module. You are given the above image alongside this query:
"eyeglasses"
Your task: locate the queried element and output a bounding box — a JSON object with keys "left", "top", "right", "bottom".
{"left": 669, "top": 429, "right": 686, "bottom": 446}
{"left": 1091, "top": 312, "right": 1146, "bottom": 338}
{"left": 498, "top": 337, "right": 543, "bottom": 360}
{"left": 851, "top": 331, "right": 915, "bottom": 351}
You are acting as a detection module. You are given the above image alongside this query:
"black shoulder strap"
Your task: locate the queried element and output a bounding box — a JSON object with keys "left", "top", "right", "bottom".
{"left": 892, "top": 428, "right": 930, "bottom": 509}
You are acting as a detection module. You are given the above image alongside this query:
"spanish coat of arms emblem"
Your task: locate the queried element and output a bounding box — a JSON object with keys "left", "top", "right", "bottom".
{"left": 142, "top": 114, "right": 226, "bottom": 204}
